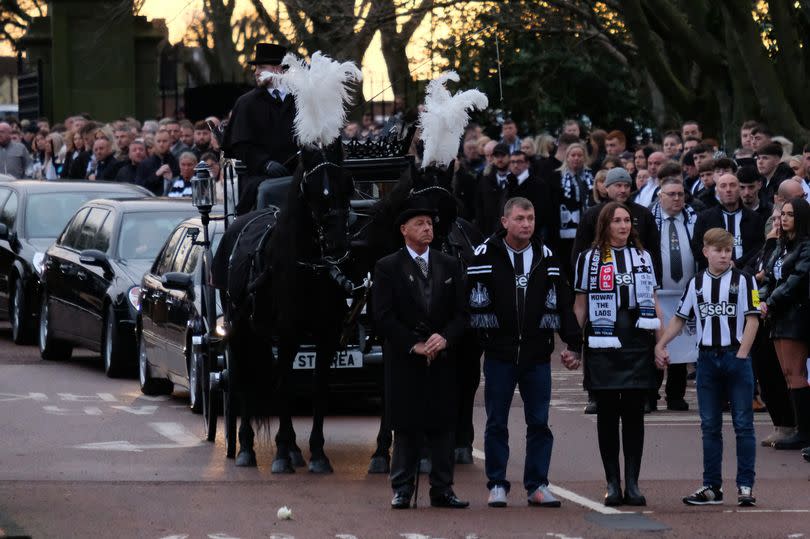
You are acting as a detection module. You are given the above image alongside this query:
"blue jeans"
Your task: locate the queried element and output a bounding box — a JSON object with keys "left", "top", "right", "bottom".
{"left": 696, "top": 349, "right": 756, "bottom": 488}
{"left": 484, "top": 358, "right": 552, "bottom": 493}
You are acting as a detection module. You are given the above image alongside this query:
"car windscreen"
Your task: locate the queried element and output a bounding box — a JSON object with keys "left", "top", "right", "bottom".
{"left": 25, "top": 192, "right": 134, "bottom": 239}
{"left": 117, "top": 211, "right": 196, "bottom": 261}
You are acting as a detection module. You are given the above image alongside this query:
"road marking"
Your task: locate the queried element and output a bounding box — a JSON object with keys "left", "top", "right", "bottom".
{"left": 110, "top": 405, "right": 158, "bottom": 415}
{"left": 0, "top": 392, "right": 48, "bottom": 402}
{"left": 546, "top": 534, "right": 584, "bottom": 539}
{"left": 471, "top": 448, "right": 624, "bottom": 515}
{"left": 74, "top": 422, "right": 202, "bottom": 452}
{"left": 58, "top": 392, "right": 118, "bottom": 402}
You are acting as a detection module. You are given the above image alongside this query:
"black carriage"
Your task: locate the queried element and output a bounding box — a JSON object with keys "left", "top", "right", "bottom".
{"left": 189, "top": 138, "right": 416, "bottom": 462}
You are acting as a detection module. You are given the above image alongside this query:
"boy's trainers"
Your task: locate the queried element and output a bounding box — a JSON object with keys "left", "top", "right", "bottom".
{"left": 487, "top": 485, "right": 507, "bottom": 507}
{"left": 683, "top": 485, "right": 723, "bottom": 505}
{"left": 737, "top": 486, "right": 756, "bottom": 507}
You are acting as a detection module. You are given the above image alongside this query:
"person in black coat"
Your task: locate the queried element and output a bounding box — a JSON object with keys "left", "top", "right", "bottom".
{"left": 498, "top": 151, "right": 554, "bottom": 243}
{"left": 223, "top": 43, "right": 299, "bottom": 215}
{"left": 134, "top": 130, "right": 180, "bottom": 196}
{"left": 114, "top": 139, "right": 148, "bottom": 183}
{"left": 691, "top": 173, "right": 765, "bottom": 270}
{"left": 475, "top": 143, "right": 511, "bottom": 237}
{"left": 372, "top": 200, "right": 469, "bottom": 510}
{"left": 467, "top": 196, "right": 581, "bottom": 508}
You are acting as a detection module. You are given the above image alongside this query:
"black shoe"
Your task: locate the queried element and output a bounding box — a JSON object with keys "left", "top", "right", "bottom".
{"left": 604, "top": 481, "right": 623, "bottom": 507}
{"left": 772, "top": 431, "right": 810, "bottom": 450}
{"left": 666, "top": 398, "right": 689, "bottom": 411}
{"left": 430, "top": 491, "right": 470, "bottom": 508}
{"left": 391, "top": 492, "right": 412, "bottom": 509}
{"left": 584, "top": 400, "right": 598, "bottom": 414}
{"left": 455, "top": 446, "right": 473, "bottom": 464}
{"left": 643, "top": 401, "right": 652, "bottom": 414}
{"left": 623, "top": 484, "right": 647, "bottom": 506}
{"left": 801, "top": 446, "right": 810, "bottom": 462}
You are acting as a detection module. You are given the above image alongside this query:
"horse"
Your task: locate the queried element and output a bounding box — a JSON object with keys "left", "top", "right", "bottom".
{"left": 216, "top": 140, "right": 356, "bottom": 472}
{"left": 352, "top": 160, "right": 484, "bottom": 473}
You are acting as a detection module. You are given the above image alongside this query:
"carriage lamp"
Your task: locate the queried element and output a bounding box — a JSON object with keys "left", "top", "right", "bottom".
{"left": 191, "top": 161, "right": 215, "bottom": 212}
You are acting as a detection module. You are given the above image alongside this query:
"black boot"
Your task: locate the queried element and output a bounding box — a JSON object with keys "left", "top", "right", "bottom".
{"left": 623, "top": 453, "right": 646, "bottom": 506}
{"left": 773, "top": 388, "right": 810, "bottom": 450}
{"left": 603, "top": 459, "right": 623, "bottom": 506}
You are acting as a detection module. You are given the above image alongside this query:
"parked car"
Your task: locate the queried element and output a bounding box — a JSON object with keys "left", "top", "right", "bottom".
{"left": 0, "top": 180, "right": 152, "bottom": 344}
{"left": 39, "top": 198, "right": 199, "bottom": 377}
{"left": 137, "top": 215, "right": 224, "bottom": 411}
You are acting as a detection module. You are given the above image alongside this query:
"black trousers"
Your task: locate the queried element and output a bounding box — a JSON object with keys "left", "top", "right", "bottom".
{"left": 752, "top": 325, "right": 795, "bottom": 427}
{"left": 391, "top": 429, "right": 455, "bottom": 497}
{"left": 653, "top": 363, "right": 688, "bottom": 402}
{"left": 593, "top": 389, "right": 646, "bottom": 479}
{"left": 455, "top": 337, "right": 482, "bottom": 448}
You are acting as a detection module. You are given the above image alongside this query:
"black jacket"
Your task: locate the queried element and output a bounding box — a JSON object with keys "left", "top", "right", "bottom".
{"left": 134, "top": 153, "right": 180, "bottom": 196}
{"left": 68, "top": 150, "right": 91, "bottom": 179}
{"left": 114, "top": 161, "right": 138, "bottom": 183}
{"left": 571, "top": 200, "right": 662, "bottom": 281}
{"left": 499, "top": 173, "right": 555, "bottom": 242}
{"left": 474, "top": 170, "right": 508, "bottom": 237}
{"left": 371, "top": 248, "right": 467, "bottom": 431}
{"left": 761, "top": 162, "right": 794, "bottom": 208}
{"left": 466, "top": 232, "right": 581, "bottom": 365}
{"left": 692, "top": 205, "right": 765, "bottom": 270}
{"left": 95, "top": 155, "right": 124, "bottom": 180}
{"left": 761, "top": 237, "right": 810, "bottom": 339}
{"left": 224, "top": 87, "right": 298, "bottom": 177}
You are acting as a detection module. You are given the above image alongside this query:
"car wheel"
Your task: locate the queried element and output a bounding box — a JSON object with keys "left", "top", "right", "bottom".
{"left": 10, "top": 279, "right": 34, "bottom": 345}
{"left": 138, "top": 331, "right": 173, "bottom": 396}
{"left": 188, "top": 341, "right": 203, "bottom": 414}
{"left": 39, "top": 295, "right": 72, "bottom": 361}
{"left": 103, "top": 305, "right": 135, "bottom": 378}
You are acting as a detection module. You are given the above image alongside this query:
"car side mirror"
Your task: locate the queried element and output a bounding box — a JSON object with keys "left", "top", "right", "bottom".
{"left": 0, "top": 223, "right": 7, "bottom": 240}
{"left": 161, "top": 272, "right": 193, "bottom": 291}
{"left": 79, "top": 249, "right": 111, "bottom": 271}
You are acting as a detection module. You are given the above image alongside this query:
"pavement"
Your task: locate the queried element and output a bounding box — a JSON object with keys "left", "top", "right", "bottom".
{"left": 0, "top": 325, "right": 809, "bottom": 538}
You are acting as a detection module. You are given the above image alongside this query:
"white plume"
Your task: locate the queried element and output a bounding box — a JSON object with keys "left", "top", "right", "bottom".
{"left": 419, "top": 71, "right": 488, "bottom": 168}
{"left": 271, "top": 51, "right": 363, "bottom": 147}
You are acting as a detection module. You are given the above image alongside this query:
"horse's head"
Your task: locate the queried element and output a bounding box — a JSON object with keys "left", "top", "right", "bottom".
{"left": 298, "top": 141, "right": 354, "bottom": 263}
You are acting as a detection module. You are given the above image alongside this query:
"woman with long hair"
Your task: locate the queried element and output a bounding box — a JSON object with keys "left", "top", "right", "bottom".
{"left": 591, "top": 169, "right": 610, "bottom": 207}
{"left": 573, "top": 202, "right": 663, "bottom": 506}
{"left": 61, "top": 129, "right": 84, "bottom": 179}
{"left": 41, "top": 132, "right": 65, "bottom": 180}
{"left": 552, "top": 142, "right": 594, "bottom": 276}
{"left": 761, "top": 196, "right": 810, "bottom": 451}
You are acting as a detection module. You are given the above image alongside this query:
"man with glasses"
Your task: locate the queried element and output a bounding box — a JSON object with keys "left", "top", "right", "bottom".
{"left": 651, "top": 176, "right": 699, "bottom": 411}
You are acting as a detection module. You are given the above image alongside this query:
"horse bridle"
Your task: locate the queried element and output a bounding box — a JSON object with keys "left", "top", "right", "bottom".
{"left": 298, "top": 158, "right": 352, "bottom": 269}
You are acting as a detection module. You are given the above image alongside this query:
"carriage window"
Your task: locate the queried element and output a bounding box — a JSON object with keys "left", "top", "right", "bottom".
{"left": 0, "top": 192, "right": 18, "bottom": 230}
{"left": 154, "top": 227, "right": 186, "bottom": 275}
{"left": 75, "top": 208, "right": 110, "bottom": 252}
{"left": 59, "top": 208, "right": 91, "bottom": 249}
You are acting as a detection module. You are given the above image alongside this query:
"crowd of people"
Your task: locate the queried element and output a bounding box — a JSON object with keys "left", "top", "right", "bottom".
{"left": 413, "top": 116, "right": 809, "bottom": 509}
{"left": 0, "top": 114, "right": 222, "bottom": 198}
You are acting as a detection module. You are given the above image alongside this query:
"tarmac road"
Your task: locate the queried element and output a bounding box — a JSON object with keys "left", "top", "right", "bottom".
{"left": 0, "top": 324, "right": 808, "bottom": 539}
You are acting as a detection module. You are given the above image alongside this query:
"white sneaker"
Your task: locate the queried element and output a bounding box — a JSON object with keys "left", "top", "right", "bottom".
{"left": 528, "top": 484, "right": 561, "bottom": 507}
{"left": 488, "top": 485, "right": 507, "bottom": 507}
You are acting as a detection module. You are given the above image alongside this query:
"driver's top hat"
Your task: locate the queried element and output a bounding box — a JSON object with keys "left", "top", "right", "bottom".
{"left": 248, "top": 43, "right": 287, "bottom": 66}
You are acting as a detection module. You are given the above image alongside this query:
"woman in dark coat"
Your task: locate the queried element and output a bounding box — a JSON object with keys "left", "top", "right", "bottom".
{"left": 760, "top": 197, "right": 810, "bottom": 451}
{"left": 573, "top": 202, "right": 663, "bottom": 507}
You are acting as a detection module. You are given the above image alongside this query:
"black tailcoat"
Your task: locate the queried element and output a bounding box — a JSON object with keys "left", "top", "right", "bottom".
{"left": 224, "top": 87, "right": 299, "bottom": 212}
{"left": 372, "top": 248, "right": 467, "bottom": 431}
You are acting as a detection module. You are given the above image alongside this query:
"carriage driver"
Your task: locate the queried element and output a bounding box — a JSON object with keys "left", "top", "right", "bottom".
{"left": 372, "top": 197, "right": 470, "bottom": 509}
{"left": 223, "top": 42, "right": 299, "bottom": 215}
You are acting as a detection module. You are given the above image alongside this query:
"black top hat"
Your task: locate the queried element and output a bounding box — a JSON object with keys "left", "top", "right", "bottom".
{"left": 396, "top": 196, "right": 437, "bottom": 227}
{"left": 249, "top": 43, "right": 287, "bottom": 66}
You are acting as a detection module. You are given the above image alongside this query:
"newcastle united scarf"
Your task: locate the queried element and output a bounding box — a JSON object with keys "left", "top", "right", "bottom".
{"left": 586, "top": 246, "right": 659, "bottom": 348}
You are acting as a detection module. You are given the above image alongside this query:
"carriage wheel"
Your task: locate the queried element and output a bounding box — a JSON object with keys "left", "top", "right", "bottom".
{"left": 223, "top": 344, "right": 237, "bottom": 459}
{"left": 202, "top": 349, "right": 218, "bottom": 442}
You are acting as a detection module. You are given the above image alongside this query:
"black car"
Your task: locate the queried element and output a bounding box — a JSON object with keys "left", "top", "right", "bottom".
{"left": 137, "top": 216, "right": 224, "bottom": 411}
{"left": 39, "top": 198, "right": 200, "bottom": 377}
{"left": 0, "top": 180, "right": 152, "bottom": 345}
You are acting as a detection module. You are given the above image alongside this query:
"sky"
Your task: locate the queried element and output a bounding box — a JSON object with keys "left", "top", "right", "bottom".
{"left": 138, "top": 0, "right": 446, "bottom": 101}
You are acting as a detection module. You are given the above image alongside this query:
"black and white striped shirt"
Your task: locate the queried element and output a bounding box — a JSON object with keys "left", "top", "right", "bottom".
{"left": 675, "top": 267, "right": 760, "bottom": 348}
{"left": 574, "top": 246, "right": 659, "bottom": 309}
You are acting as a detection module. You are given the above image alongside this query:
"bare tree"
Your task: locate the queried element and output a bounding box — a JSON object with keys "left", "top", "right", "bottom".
{"left": 0, "top": 0, "right": 46, "bottom": 49}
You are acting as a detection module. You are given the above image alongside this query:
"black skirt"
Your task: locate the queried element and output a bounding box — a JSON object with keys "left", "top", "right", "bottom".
{"left": 768, "top": 301, "right": 810, "bottom": 341}
{"left": 584, "top": 309, "right": 657, "bottom": 390}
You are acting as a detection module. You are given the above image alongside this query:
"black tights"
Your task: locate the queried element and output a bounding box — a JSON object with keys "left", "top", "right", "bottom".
{"left": 593, "top": 389, "right": 646, "bottom": 480}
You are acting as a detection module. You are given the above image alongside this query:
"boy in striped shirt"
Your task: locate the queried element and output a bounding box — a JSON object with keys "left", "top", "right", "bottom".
{"left": 655, "top": 228, "right": 760, "bottom": 507}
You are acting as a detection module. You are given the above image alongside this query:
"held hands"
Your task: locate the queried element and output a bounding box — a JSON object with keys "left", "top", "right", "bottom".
{"left": 654, "top": 344, "right": 669, "bottom": 370}
{"left": 560, "top": 350, "right": 581, "bottom": 370}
